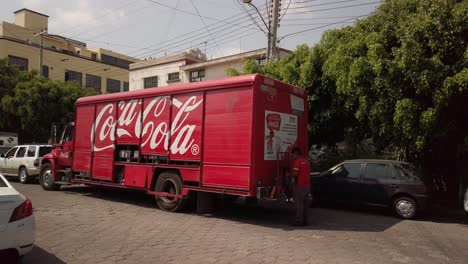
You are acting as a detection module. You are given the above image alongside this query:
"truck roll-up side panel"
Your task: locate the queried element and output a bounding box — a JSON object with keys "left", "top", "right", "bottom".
{"left": 201, "top": 86, "right": 253, "bottom": 190}
{"left": 92, "top": 102, "right": 117, "bottom": 181}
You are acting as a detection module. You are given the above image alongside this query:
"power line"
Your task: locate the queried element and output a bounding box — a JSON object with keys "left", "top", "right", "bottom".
{"left": 279, "top": 14, "right": 369, "bottom": 40}
{"left": 56, "top": 0, "right": 142, "bottom": 37}
{"left": 128, "top": 5, "right": 268, "bottom": 59}
{"left": 281, "top": 22, "right": 355, "bottom": 26}
{"left": 234, "top": 0, "right": 267, "bottom": 35}
{"left": 124, "top": 3, "right": 266, "bottom": 57}
{"left": 189, "top": 0, "right": 224, "bottom": 57}
{"left": 287, "top": 1, "right": 382, "bottom": 15}
{"left": 144, "top": 0, "right": 264, "bottom": 30}
{"left": 287, "top": 0, "right": 364, "bottom": 10}
{"left": 279, "top": 0, "right": 292, "bottom": 21}
{"left": 281, "top": 15, "right": 366, "bottom": 21}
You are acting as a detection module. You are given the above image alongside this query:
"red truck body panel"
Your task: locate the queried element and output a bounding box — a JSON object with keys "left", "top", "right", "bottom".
{"left": 66, "top": 74, "right": 307, "bottom": 196}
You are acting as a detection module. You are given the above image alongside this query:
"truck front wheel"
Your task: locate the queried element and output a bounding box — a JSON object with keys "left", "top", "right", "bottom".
{"left": 154, "top": 172, "right": 186, "bottom": 212}
{"left": 39, "top": 163, "right": 60, "bottom": 191}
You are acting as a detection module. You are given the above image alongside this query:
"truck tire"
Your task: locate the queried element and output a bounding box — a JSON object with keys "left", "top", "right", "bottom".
{"left": 18, "top": 167, "right": 30, "bottom": 184}
{"left": 154, "top": 172, "right": 186, "bottom": 212}
{"left": 393, "top": 196, "right": 417, "bottom": 219}
{"left": 39, "top": 163, "right": 60, "bottom": 191}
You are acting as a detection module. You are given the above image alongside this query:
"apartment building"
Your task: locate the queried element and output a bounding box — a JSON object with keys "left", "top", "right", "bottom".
{"left": 0, "top": 8, "right": 140, "bottom": 93}
{"left": 129, "top": 48, "right": 291, "bottom": 91}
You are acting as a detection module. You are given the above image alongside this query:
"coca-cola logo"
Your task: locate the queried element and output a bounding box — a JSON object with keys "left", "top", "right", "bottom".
{"left": 266, "top": 114, "right": 281, "bottom": 130}
{"left": 91, "top": 96, "right": 203, "bottom": 155}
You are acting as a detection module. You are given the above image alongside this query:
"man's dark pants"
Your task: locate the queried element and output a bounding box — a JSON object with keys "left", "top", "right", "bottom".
{"left": 292, "top": 184, "right": 310, "bottom": 225}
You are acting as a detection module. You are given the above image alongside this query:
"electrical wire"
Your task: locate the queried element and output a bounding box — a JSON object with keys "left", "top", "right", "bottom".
{"left": 190, "top": 0, "right": 225, "bottom": 57}
{"left": 287, "top": 1, "right": 381, "bottom": 15}
{"left": 279, "top": 14, "right": 369, "bottom": 40}
{"left": 287, "top": 0, "right": 365, "bottom": 10}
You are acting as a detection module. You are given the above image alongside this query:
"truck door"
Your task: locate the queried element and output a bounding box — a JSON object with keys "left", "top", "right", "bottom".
{"left": 56, "top": 125, "right": 74, "bottom": 168}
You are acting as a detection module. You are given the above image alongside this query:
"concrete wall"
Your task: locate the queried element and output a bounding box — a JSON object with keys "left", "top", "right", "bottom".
{"left": 14, "top": 10, "right": 48, "bottom": 30}
{"left": 129, "top": 60, "right": 185, "bottom": 90}
{"left": 204, "top": 60, "right": 243, "bottom": 81}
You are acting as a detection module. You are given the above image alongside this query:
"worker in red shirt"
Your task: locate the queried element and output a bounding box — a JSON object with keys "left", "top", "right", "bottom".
{"left": 289, "top": 147, "right": 311, "bottom": 226}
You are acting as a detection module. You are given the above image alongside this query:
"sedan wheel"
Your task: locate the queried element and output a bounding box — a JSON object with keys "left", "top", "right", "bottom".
{"left": 393, "top": 197, "right": 417, "bottom": 219}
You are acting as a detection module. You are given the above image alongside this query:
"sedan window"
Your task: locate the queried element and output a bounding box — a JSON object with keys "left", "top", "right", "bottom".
{"left": 364, "top": 163, "right": 387, "bottom": 179}
{"left": 335, "top": 163, "right": 361, "bottom": 179}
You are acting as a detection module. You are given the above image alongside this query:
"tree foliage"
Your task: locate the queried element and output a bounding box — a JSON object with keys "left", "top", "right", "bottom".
{"left": 229, "top": 0, "right": 468, "bottom": 165}
{"left": 0, "top": 60, "right": 96, "bottom": 142}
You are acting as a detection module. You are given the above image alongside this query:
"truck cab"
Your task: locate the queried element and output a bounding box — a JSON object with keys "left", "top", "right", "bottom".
{"left": 39, "top": 122, "right": 74, "bottom": 190}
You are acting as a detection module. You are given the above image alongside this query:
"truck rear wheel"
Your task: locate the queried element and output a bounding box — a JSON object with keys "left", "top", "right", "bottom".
{"left": 154, "top": 172, "right": 186, "bottom": 212}
{"left": 39, "top": 163, "right": 60, "bottom": 191}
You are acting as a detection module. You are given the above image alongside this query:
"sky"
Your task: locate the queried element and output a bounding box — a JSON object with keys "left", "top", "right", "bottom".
{"left": 0, "top": 0, "right": 381, "bottom": 60}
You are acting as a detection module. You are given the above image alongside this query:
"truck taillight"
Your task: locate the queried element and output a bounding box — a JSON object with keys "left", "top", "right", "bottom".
{"left": 9, "top": 198, "right": 33, "bottom": 223}
{"left": 33, "top": 158, "right": 40, "bottom": 167}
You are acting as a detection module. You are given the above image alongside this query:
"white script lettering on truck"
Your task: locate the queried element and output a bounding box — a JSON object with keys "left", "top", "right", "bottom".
{"left": 91, "top": 96, "right": 203, "bottom": 155}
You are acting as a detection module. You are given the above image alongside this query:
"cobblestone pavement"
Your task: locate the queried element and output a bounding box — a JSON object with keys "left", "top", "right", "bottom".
{"left": 9, "top": 180, "right": 468, "bottom": 264}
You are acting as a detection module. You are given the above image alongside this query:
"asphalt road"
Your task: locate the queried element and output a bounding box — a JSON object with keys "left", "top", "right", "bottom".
{"left": 8, "top": 180, "right": 468, "bottom": 264}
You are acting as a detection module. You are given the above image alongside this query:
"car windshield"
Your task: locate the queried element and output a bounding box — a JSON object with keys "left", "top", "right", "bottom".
{"left": 39, "top": 146, "right": 52, "bottom": 157}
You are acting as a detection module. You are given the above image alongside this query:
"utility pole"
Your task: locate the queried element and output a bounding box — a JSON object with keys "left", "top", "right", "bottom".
{"left": 268, "top": 0, "right": 280, "bottom": 60}
{"left": 34, "top": 29, "right": 47, "bottom": 77}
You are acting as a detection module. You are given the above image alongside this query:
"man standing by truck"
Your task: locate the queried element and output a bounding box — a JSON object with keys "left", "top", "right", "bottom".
{"left": 289, "top": 147, "right": 311, "bottom": 226}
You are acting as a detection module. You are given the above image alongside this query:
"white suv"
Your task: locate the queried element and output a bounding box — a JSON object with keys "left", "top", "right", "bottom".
{"left": 0, "top": 145, "right": 52, "bottom": 184}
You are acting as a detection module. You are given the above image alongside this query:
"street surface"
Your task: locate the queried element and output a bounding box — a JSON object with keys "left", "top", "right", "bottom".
{"left": 9, "top": 180, "right": 468, "bottom": 264}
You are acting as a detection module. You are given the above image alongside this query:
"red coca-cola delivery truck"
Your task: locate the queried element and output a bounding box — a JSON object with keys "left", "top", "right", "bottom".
{"left": 39, "top": 74, "right": 308, "bottom": 211}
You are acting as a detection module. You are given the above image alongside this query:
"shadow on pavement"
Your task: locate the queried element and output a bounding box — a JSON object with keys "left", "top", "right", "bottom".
{"left": 22, "top": 246, "right": 66, "bottom": 264}
{"left": 55, "top": 184, "right": 467, "bottom": 230}
{"left": 205, "top": 200, "right": 402, "bottom": 232}
{"left": 60, "top": 185, "right": 156, "bottom": 208}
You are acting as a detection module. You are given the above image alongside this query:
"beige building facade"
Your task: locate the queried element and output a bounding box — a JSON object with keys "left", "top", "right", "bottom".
{"left": 129, "top": 48, "right": 291, "bottom": 91}
{"left": 0, "top": 9, "right": 139, "bottom": 93}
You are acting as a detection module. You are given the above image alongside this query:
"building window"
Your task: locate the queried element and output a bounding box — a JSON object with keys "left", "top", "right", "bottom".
{"left": 91, "top": 53, "right": 97, "bottom": 61}
{"left": 86, "top": 74, "right": 102, "bottom": 93}
{"left": 65, "top": 70, "right": 82, "bottom": 86}
{"left": 42, "top": 65, "right": 49, "bottom": 78}
{"left": 8, "top": 55, "right": 28, "bottom": 71}
{"left": 167, "top": 72, "right": 180, "bottom": 82}
{"left": 123, "top": 82, "right": 129, "bottom": 92}
{"left": 101, "top": 54, "right": 132, "bottom": 69}
{"left": 144, "top": 76, "right": 158, "bottom": 88}
{"left": 190, "top": 69, "right": 205, "bottom": 82}
{"left": 106, "top": 78, "right": 121, "bottom": 93}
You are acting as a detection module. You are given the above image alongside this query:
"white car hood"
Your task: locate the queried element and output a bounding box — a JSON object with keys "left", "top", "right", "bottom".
{"left": 0, "top": 185, "right": 24, "bottom": 232}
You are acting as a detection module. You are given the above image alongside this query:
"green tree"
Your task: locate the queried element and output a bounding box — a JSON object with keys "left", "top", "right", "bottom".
{"left": 0, "top": 59, "right": 35, "bottom": 131}
{"left": 231, "top": 0, "right": 468, "bottom": 198}
{"left": 230, "top": 0, "right": 467, "bottom": 161}
{"left": 1, "top": 71, "right": 96, "bottom": 142}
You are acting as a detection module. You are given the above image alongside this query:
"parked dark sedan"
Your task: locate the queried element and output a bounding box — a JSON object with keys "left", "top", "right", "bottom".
{"left": 311, "top": 159, "right": 428, "bottom": 219}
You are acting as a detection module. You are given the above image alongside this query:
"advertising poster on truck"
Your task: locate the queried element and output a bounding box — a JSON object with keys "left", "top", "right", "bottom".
{"left": 264, "top": 111, "right": 298, "bottom": 160}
